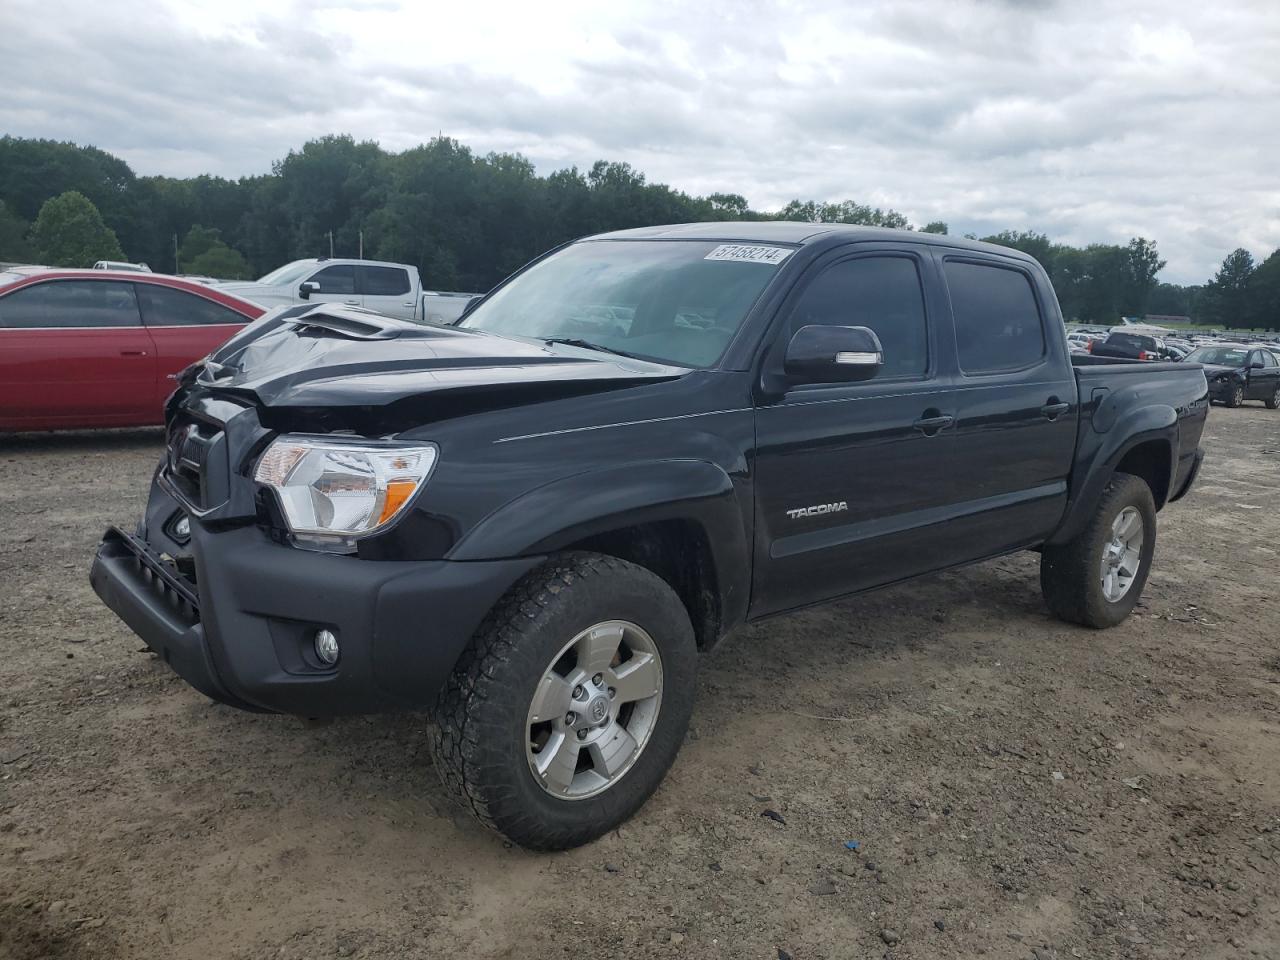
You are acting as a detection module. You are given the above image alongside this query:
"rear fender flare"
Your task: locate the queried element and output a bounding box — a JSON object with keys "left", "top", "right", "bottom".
{"left": 1049, "top": 404, "right": 1177, "bottom": 546}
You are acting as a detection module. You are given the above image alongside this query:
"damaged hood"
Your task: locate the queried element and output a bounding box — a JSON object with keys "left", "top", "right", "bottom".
{"left": 198, "top": 305, "right": 687, "bottom": 408}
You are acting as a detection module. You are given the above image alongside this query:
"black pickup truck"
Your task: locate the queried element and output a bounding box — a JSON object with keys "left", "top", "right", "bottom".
{"left": 91, "top": 223, "right": 1209, "bottom": 850}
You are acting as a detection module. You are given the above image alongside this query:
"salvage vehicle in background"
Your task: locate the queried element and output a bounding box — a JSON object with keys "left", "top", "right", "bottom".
{"left": 0, "top": 270, "right": 264, "bottom": 431}
{"left": 1088, "top": 331, "right": 1171, "bottom": 361}
{"left": 93, "top": 260, "right": 151, "bottom": 273}
{"left": 91, "top": 223, "right": 1208, "bottom": 851}
{"left": 1186, "top": 343, "right": 1280, "bottom": 408}
{"left": 217, "top": 258, "right": 479, "bottom": 324}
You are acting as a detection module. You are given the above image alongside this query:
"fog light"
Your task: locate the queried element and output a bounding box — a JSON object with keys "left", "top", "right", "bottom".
{"left": 174, "top": 515, "right": 191, "bottom": 539}
{"left": 314, "top": 629, "right": 340, "bottom": 666}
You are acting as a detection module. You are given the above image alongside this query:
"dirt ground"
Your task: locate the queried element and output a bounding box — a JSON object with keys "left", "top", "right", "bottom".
{"left": 1, "top": 408, "right": 1277, "bottom": 960}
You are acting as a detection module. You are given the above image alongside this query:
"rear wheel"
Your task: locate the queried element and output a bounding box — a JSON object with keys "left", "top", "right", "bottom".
{"left": 1040, "top": 473, "right": 1157, "bottom": 629}
{"left": 430, "top": 553, "right": 697, "bottom": 850}
{"left": 1227, "top": 383, "right": 1245, "bottom": 407}
{"left": 1266, "top": 385, "right": 1280, "bottom": 410}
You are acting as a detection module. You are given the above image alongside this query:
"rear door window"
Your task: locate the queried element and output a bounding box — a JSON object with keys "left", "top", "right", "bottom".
{"left": 360, "top": 266, "right": 411, "bottom": 296}
{"left": 944, "top": 260, "right": 1046, "bottom": 374}
{"left": 137, "top": 284, "right": 248, "bottom": 326}
{"left": 0, "top": 280, "right": 142, "bottom": 328}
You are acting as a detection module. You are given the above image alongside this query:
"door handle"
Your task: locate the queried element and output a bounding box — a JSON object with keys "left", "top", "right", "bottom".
{"left": 913, "top": 414, "right": 954, "bottom": 435}
{"left": 120, "top": 349, "right": 148, "bottom": 356}
{"left": 343, "top": 299, "right": 360, "bottom": 306}
{"left": 1041, "top": 400, "right": 1070, "bottom": 420}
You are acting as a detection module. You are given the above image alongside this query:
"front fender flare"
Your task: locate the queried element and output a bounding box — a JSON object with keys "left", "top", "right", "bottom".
{"left": 448, "top": 458, "right": 752, "bottom": 628}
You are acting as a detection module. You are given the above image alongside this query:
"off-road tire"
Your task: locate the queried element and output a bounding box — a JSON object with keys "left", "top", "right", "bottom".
{"left": 430, "top": 552, "right": 697, "bottom": 850}
{"left": 1227, "top": 383, "right": 1245, "bottom": 407}
{"left": 1265, "top": 386, "right": 1280, "bottom": 410}
{"left": 1040, "top": 472, "right": 1157, "bottom": 629}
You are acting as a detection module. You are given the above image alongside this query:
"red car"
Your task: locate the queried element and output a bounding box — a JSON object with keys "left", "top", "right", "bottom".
{"left": 0, "top": 270, "right": 265, "bottom": 431}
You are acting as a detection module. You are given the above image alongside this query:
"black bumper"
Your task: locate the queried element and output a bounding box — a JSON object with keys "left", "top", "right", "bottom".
{"left": 91, "top": 483, "right": 542, "bottom": 716}
{"left": 1206, "top": 379, "right": 1239, "bottom": 401}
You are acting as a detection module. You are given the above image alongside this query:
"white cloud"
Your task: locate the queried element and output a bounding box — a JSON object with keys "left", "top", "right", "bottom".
{"left": 0, "top": 0, "right": 1277, "bottom": 282}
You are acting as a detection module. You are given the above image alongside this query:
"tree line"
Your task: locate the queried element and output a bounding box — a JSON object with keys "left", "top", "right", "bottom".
{"left": 0, "top": 134, "right": 1275, "bottom": 329}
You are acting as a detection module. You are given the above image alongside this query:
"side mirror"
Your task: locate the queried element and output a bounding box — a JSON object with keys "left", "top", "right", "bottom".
{"left": 785, "top": 325, "right": 883, "bottom": 383}
{"left": 1249, "top": 360, "right": 1264, "bottom": 370}
{"left": 299, "top": 280, "right": 320, "bottom": 300}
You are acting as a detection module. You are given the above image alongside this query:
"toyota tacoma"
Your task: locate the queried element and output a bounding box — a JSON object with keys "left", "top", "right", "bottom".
{"left": 91, "top": 223, "right": 1209, "bottom": 850}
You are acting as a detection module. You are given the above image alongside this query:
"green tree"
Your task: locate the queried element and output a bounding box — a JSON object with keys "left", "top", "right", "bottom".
{"left": 186, "top": 243, "right": 251, "bottom": 279}
{"left": 178, "top": 224, "right": 223, "bottom": 266}
{"left": 1202, "top": 248, "right": 1256, "bottom": 328}
{"left": 921, "top": 221, "right": 949, "bottom": 235}
{"left": 1123, "top": 237, "right": 1165, "bottom": 316}
{"left": 1146, "top": 282, "right": 1201, "bottom": 319}
{"left": 1247, "top": 249, "right": 1280, "bottom": 331}
{"left": 707, "top": 193, "right": 749, "bottom": 218}
{"left": 29, "top": 190, "right": 125, "bottom": 266}
{"left": 776, "top": 199, "right": 911, "bottom": 228}
{"left": 0, "top": 200, "right": 33, "bottom": 261}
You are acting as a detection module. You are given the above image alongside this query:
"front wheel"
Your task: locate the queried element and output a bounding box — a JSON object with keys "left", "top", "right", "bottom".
{"left": 1040, "top": 473, "right": 1157, "bottom": 629}
{"left": 430, "top": 553, "right": 697, "bottom": 850}
{"left": 1227, "top": 383, "right": 1245, "bottom": 407}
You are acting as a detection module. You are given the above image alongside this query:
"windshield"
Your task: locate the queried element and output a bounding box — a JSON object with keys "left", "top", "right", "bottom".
{"left": 1188, "top": 346, "right": 1248, "bottom": 365}
{"left": 458, "top": 240, "right": 792, "bottom": 367}
{"left": 257, "top": 261, "right": 316, "bottom": 286}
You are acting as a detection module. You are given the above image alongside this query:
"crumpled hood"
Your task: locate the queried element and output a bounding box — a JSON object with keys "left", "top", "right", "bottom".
{"left": 1198, "top": 363, "right": 1242, "bottom": 378}
{"left": 198, "top": 305, "right": 687, "bottom": 409}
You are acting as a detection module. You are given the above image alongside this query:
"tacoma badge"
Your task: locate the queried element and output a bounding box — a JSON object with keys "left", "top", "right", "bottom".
{"left": 786, "top": 501, "right": 849, "bottom": 520}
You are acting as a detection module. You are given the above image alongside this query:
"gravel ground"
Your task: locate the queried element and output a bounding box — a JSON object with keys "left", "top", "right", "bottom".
{"left": 1, "top": 408, "right": 1278, "bottom": 960}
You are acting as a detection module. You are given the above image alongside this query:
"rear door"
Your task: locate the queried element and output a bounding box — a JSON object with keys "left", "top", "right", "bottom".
{"left": 358, "top": 265, "right": 418, "bottom": 319}
{"left": 751, "top": 244, "right": 969, "bottom": 615}
{"left": 0, "top": 279, "right": 156, "bottom": 429}
{"left": 135, "top": 283, "right": 251, "bottom": 408}
{"left": 302, "top": 264, "right": 360, "bottom": 308}
{"left": 934, "top": 254, "right": 1076, "bottom": 559}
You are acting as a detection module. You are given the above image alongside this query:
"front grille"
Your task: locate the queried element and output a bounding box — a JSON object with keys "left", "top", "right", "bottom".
{"left": 165, "top": 417, "right": 227, "bottom": 511}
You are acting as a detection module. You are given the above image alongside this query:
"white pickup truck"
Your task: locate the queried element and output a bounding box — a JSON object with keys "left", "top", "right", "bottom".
{"left": 218, "top": 259, "right": 479, "bottom": 324}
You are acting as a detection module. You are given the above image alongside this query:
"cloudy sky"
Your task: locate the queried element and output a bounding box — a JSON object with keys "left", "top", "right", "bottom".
{"left": 2, "top": 0, "right": 1277, "bottom": 282}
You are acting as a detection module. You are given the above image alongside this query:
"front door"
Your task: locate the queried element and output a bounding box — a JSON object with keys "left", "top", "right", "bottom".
{"left": 0, "top": 279, "right": 156, "bottom": 429}
{"left": 302, "top": 264, "right": 361, "bottom": 309}
{"left": 751, "top": 247, "right": 966, "bottom": 616}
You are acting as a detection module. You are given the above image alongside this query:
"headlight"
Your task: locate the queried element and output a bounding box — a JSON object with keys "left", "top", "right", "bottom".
{"left": 253, "top": 436, "right": 437, "bottom": 545}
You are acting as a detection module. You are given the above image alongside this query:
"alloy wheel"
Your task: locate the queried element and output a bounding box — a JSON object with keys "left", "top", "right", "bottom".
{"left": 525, "top": 620, "right": 663, "bottom": 800}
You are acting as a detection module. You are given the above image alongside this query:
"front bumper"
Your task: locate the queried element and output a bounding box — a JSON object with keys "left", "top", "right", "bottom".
{"left": 91, "top": 474, "right": 541, "bottom": 716}
{"left": 1206, "top": 378, "right": 1240, "bottom": 401}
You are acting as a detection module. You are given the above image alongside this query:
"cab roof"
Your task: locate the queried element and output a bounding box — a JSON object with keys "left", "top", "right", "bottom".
{"left": 588, "top": 221, "right": 1037, "bottom": 262}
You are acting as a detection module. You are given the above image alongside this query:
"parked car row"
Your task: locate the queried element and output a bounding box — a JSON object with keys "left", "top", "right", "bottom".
{"left": 0, "top": 256, "right": 484, "bottom": 431}
{"left": 1064, "top": 325, "right": 1280, "bottom": 409}
{"left": 4, "top": 252, "right": 1277, "bottom": 433}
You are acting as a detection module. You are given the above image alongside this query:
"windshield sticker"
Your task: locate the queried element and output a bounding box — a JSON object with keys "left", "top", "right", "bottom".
{"left": 704, "top": 244, "right": 793, "bottom": 265}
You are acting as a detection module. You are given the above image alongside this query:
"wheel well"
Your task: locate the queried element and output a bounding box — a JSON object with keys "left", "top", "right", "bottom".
{"left": 563, "top": 520, "right": 721, "bottom": 649}
{"left": 1115, "top": 440, "right": 1172, "bottom": 509}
